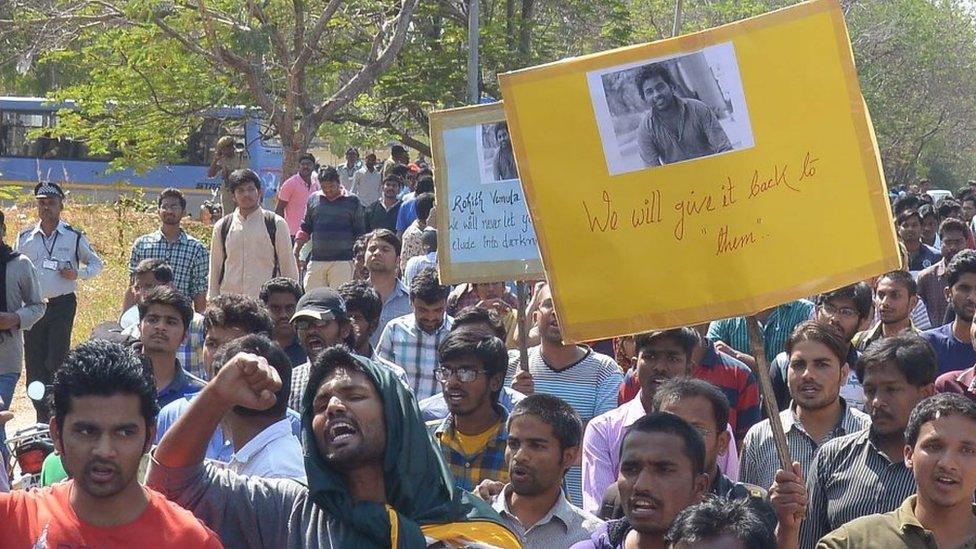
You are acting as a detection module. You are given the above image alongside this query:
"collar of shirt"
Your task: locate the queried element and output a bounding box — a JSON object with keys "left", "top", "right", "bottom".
{"left": 386, "top": 278, "right": 410, "bottom": 306}
{"left": 492, "top": 484, "right": 574, "bottom": 533}
{"left": 436, "top": 405, "right": 510, "bottom": 442}
{"left": 895, "top": 495, "right": 976, "bottom": 537}
{"left": 152, "top": 228, "right": 188, "bottom": 244}
{"left": 782, "top": 397, "right": 858, "bottom": 440}
{"left": 229, "top": 417, "right": 295, "bottom": 465}
{"left": 30, "top": 219, "right": 69, "bottom": 239}
{"left": 157, "top": 360, "right": 202, "bottom": 400}
{"left": 622, "top": 392, "right": 649, "bottom": 428}
{"left": 711, "top": 470, "right": 735, "bottom": 497}
{"left": 408, "top": 313, "right": 453, "bottom": 338}
{"left": 858, "top": 428, "right": 905, "bottom": 467}
{"left": 233, "top": 207, "right": 267, "bottom": 224}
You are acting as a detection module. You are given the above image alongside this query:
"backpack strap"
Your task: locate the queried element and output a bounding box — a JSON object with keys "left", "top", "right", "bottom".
{"left": 217, "top": 214, "right": 232, "bottom": 286}
{"left": 63, "top": 224, "right": 83, "bottom": 266}
{"left": 263, "top": 210, "right": 279, "bottom": 278}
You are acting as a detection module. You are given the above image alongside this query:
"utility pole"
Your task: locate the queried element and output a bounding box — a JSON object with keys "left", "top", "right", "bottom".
{"left": 468, "top": 0, "right": 479, "bottom": 103}
{"left": 672, "top": 0, "right": 684, "bottom": 36}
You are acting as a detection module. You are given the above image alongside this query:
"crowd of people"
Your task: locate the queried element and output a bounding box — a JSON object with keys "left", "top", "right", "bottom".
{"left": 0, "top": 154, "right": 975, "bottom": 548}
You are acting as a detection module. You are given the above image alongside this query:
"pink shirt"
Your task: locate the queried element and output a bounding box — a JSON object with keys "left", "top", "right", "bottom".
{"left": 277, "top": 173, "right": 320, "bottom": 236}
{"left": 580, "top": 391, "right": 739, "bottom": 514}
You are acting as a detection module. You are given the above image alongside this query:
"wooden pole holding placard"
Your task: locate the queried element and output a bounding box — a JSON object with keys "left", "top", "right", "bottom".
{"left": 516, "top": 281, "right": 530, "bottom": 373}
{"left": 745, "top": 315, "right": 792, "bottom": 471}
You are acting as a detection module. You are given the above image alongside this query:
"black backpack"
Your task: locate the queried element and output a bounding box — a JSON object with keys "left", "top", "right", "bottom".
{"left": 217, "top": 210, "right": 280, "bottom": 285}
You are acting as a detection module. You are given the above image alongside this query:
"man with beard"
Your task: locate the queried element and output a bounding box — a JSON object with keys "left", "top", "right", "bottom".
{"left": 429, "top": 329, "right": 510, "bottom": 491}
{"left": 489, "top": 394, "right": 604, "bottom": 547}
{"left": 852, "top": 271, "right": 920, "bottom": 353}
{"left": 365, "top": 174, "right": 403, "bottom": 232}
{"left": 0, "top": 341, "right": 221, "bottom": 546}
{"left": 511, "top": 282, "right": 623, "bottom": 506}
{"left": 817, "top": 394, "right": 976, "bottom": 548}
{"left": 377, "top": 267, "right": 454, "bottom": 401}
{"left": 581, "top": 329, "right": 736, "bottom": 515}
{"left": 127, "top": 188, "right": 209, "bottom": 313}
{"left": 740, "top": 321, "right": 870, "bottom": 492}
{"left": 259, "top": 277, "right": 307, "bottom": 367}
{"left": 493, "top": 122, "right": 518, "bottom": 181}
{"left": 773, "top": 334, "right": 937, "bottom": 548}
{"left": 922, "top": 249, "right": 976, "bottom": 374}
{"left": 147, "top": 345, "right": 521, "bottom": 548}
{"left": 287, "top": 287, "right": 354, "bottom": 410}
{"left": 772, "top": 283, "right": 873, "bottom": 411}
{"left": 917, "top": 218, "right": 969, "bottom": 327}
{"left": 364, "top": 229, "right": 412, "bottom": 347}
{"left": 634, "top": 63, "right": 732, "bottom": 167}
{"left": 571, "top": 412, "right": 709, "bottom": 548}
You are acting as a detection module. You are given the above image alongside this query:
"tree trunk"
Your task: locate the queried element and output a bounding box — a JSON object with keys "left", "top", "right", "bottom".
{"left": 517, "top": 0, "right": 534, "bottom": 62}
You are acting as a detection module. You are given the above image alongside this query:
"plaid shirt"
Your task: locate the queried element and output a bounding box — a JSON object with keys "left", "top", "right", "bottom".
{"left": 430, "top": 407, "right": 510, "bottom": 492}
{"left": 706, "top": 299, "right": 815, "bottom": 362}
{"left": 376, "top": 313, "right": 454, "bottom": 401}
{"left": 129, "top": 229, "right": 209, "bottom": 299}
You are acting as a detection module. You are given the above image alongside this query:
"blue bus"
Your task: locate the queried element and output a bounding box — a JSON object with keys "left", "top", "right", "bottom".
{"left": 0, "top": 96, "right": 283, "bottom": 204}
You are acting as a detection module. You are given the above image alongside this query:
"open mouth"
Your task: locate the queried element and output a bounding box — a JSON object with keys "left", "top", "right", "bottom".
{"left": 934, "top": 474, "right": 960, "bottom": 488}
{"left": 88, "top": 463, "right": 117, "bottom": 483}
{"left": 510, "top": 465, "right": 531, "bottom": 483}
{"left": 628, "top": 497, "right": 661, "bottom": 518}
{"left": 799, "top": 384, "right": 820, "bottom": 397}
{"left": 328, "top": 421, "right": 359, "bottom": 444}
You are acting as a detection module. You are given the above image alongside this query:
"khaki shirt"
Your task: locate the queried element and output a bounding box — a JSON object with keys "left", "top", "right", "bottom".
{"left": 818, "top": 495, "right": 976, "bottom": 548}
{"left": 207, "top": 208, "right": 298, "bottom": 299}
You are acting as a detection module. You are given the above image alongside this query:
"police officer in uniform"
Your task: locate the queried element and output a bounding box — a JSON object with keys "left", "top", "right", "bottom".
{"left": 16, "top": 182, "right": 103, "bottom": 421}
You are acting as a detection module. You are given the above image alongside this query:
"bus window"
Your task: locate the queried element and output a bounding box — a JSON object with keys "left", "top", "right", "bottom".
{"left": 0, "top": 110, "right": 107, "bottom": 161}
{"left": 182, "top": 117, "right": 245, "bottom": 166}
{"left": 257, "top": 117, "right": 282, "bottom": 147}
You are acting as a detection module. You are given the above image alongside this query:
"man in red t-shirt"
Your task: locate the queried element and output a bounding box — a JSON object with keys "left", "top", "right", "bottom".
{"left": 0, "top": 340, "right": 221, "bottom": 548}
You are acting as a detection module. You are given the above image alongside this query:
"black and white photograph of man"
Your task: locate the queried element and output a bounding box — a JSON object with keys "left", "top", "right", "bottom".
{"left": 479, "top": 121, "right": 519, "bottom": 183}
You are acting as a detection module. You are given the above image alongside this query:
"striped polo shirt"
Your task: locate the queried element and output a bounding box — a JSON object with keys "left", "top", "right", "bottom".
{"left": 505, "top": 345, "right": 623, "bottom": 506}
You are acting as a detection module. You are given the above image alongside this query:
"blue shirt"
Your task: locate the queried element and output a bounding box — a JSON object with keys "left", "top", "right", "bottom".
{"left": 396, "top": 196, "right": 418, "bottom": 233}
{"left": 283, "top": 338, "right": 307, "bottom": 368}
{"left": 921, "top": 322, "right": 976, "bottom": 375}
{"left": 157, "top": 362, "right": 206, "bottom": 409}
{"left": 155, "top": 394, "right": 303, "bottom": 462}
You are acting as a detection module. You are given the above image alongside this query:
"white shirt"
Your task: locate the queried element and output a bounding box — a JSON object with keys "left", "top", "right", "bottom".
{"left": 225, "top": 417, "right": 306, "bottom": 481}
{"left": 351, "top": 167, "right": 383, "bottom": 206}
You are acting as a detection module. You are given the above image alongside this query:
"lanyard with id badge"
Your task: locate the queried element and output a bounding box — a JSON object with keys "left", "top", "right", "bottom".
{"left": 42, "top": 231, "right": 64, "bottom": 272}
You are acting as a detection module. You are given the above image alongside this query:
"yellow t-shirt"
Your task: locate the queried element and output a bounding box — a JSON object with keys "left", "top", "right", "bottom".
{"left": 455, "top": 423, "right": 502, "bottom": 456}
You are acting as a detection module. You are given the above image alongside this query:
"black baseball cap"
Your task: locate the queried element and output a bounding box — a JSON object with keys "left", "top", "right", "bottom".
{"left": 34, "top": 181, "right": 65, "bottom": 199}
{"left": 290, "top": 287, "right": 347, "bottom": 323}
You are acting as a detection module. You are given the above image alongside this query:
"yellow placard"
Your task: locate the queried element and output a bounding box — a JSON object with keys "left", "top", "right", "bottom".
{"left": 430, "top": 103, "right": 545, "bottom": 284}
{"left": 498, "top": 0, "right": 898, "bottom": 343}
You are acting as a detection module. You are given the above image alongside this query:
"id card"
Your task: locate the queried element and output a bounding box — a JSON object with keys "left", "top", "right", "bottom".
{"left": 42, "top": 259, "right": 59, "bottom": 271}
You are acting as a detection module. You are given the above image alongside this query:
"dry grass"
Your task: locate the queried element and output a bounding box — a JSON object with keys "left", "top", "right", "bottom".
{"left": 5, "top": 194, "right": 213, "bottom": 434}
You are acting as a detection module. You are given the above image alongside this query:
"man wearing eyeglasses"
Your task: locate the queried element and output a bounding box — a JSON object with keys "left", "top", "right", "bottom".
{"left": 428, "top": 328, "right": 511, "bottom": 491}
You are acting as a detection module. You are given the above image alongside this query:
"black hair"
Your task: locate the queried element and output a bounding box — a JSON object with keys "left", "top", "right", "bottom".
{"left": 508, "top": 394, "right": 583, "bottom": 451}
{"left": 621, "top": 412, "right": 705, "bottom": 475}
{"left": 382, "top": 174, "right": 404, "bottom": 187}
{"left": 918, "top": 204, "right": 937, "bottom": 221}
{"left": 635, "top": 63, "right": 676, "bottom": 101}
{"left": 785, "top": 320, "right": 848, "bottom": 365}
{"left": 857, "top": 334, "right": 936, "bottom": 388}
{"left": 946, "top": 249, "right": 976, "bottom": 288}
{"left": 259, "top": 277, "right": 303, "bottom": 304}
{"left": 227, "top": 168, "right": 262, "bottom": 193}
{"left": 652, "top": 378, "right": 730, "bottom": 433}
{"left": 905, "top": 393, "right": 976, "bottom": 447}
{"left": 51, "top": 340, "right": 159, "bottom": 437}
{"left": 939, "top": 217, "right": 969, "bottom": 239}
{"left": 664, "top": 497, "right": 775, "bottom": 549}
{"left": 134, "top": 258, "right": 174, "bottom": 285}
{"left": 896, "top": 209, "right": 922, "bottom": 226}
{"left": 305, "top": 345, "right": 368, "bottom": 406}
{"left": 299, "top": 153, "right": 316, "bottom": 164}
{"left": 438, "top": 328, "right": 508, "bottom": 379}
{"left": 415, "top": 177, "right": 435, "bottom": 195}
{"left": 936, "top": 197, "right": 962, "bottom": 219}
{"left": 452, "top": 306, "right": 507, "bottom": 340}
{"left": 366, "top": 228, "right": 402, "bottom": 257}
{"left": 158, "top": 187, "right": 187, "bottom": 211}
{"left": 338, "top": 280, "right": 383, "bottom": 324}
{"left": 318, "top": 166, "right": 340, "bottom": 183}
{"left": 212, "top": 334, "right": 292, "bottom": 418}
{"left": 893, "top": 194, "right": 922, "bottom": 217}
{"left": 138, "top": 286, "right": 193, "bottom": 333}
{"left": 421, "top": 229, "right": 438, "bottom": 253}
{"left": 415, "top": 192, "right": 435, "bottom": 222}
{"left": 878, "top": 269, "right": 918, "bottom": 296}
{"left": 633, "top": 328, "right": 699, "bottom": 360}
{"left": 389, "top": 164, "right": 410, "bottom": 179}
{"left": 410, "top": 267, "right": 450, "bottom": 303}
{"left": 203, "top": 293, "right": 274, "bottom": 336}
{"left": 817, "top": 282, "right": 873, "bottom": 320}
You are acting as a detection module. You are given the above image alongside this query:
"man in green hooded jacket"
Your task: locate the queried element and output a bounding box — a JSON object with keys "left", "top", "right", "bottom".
{"left": 147, "top": 344, "right": 520, "bottom": 548}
